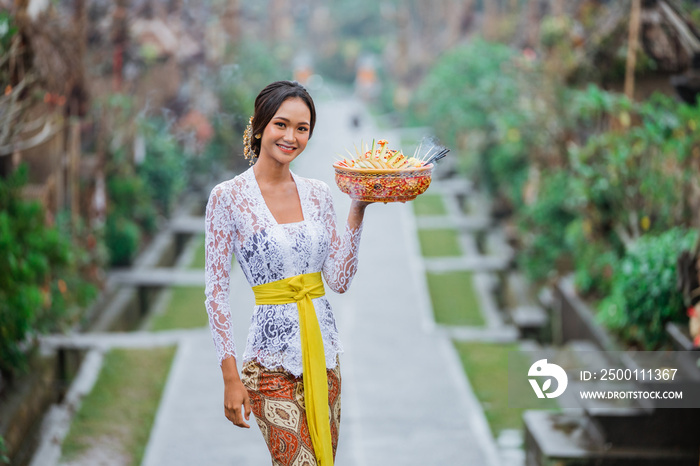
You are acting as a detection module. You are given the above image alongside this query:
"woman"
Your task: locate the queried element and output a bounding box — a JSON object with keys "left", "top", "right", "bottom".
{"left": 204, "top": 80, "right": 370, "bottom": 465}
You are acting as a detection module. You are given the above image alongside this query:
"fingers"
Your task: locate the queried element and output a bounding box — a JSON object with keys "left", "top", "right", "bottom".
{"left": 244, "top": 396, "right": 251, "bottom": 421}
{"left": 226, "top": 404, "right": 250, "bottom": 428}
{"left": 235, "top": 408, "right": 250, "bottom": 428}
{"left": 223, "top": 380, "right": 251, "bottom": 428}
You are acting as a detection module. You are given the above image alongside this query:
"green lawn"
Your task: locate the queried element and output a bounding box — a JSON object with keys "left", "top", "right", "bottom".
{"left": 148, "top": 286, "right": 208, "bottom": 331}
{"left": 189, "top": 235, "right": 206, "bottom": 269}
{"left": 61, "top": 346, "right": 176, "bottom": 465}
{"left": 417, "top": 229, "right": 461, "bottom": 257}
{"left": 454, "top": 342, "right": 523, "bottom": 435}
{"left": 413, "top": 193, "right": 448, "bottom": 216}
{"left": 426, "top": 271, "right": 484, "bottom": 326}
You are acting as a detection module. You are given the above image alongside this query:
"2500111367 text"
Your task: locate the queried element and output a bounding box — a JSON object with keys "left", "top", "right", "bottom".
{"left": 585, "top": 368, "right": 679, "bottom": 381}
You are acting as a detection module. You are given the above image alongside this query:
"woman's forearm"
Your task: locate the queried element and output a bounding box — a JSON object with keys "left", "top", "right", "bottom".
{"left": 221, "top": 355, "right": 242, "bottom": 383}
{"left": 347, "top": 200, "right": 370, "bottom": 230}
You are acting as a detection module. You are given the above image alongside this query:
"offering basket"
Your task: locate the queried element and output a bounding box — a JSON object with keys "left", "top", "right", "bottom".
{"left": 333, "top": 163, "right": 433, "bottom": 203}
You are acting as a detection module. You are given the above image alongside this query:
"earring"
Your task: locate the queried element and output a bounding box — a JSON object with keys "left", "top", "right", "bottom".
{"left": 255, "top": 134, "right": 261, "bottom": 139}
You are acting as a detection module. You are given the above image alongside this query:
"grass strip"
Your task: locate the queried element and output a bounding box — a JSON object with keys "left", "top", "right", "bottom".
{"left": 413, "top": 193, "right": 447, "bottom": 216}
{"left": 417, "top": 228, "right": 461, "bottom": 257}
{"left": 453, "top": 341, "right": 558, "bottom": 437}
{"left": 149, "top": 286, "right": 208, "bottom": 331}
{"left": 188, "top": 234, "right": 206, "bottom": 269}
{"left": 61, "top": 346, "right": 177, "bottom": 465}
{"left": 426, "top": 271, "right": 484, "bottom": 326}
{"left": 453, "top": 341, "right": 524, "bottom": 436}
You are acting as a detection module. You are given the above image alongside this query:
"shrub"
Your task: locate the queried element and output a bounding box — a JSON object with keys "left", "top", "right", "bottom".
{"left": 516, "top": 170, "right": 577, "bottom": 283}
{"left": 567, "top": 220, "right": 620, "bottom": 299}
{"left": 597, "top": 228, "right": 698, "bottom": 349}
{"left": 107, "top": 172, "right": 158, "bottom": 234}
{"left": 409, "top": 38, "right": 517, "bottom": 153}
{"left": 0, "top": 434, "right": 7, "bottom": 464}
{"left": 0, "top": 166, "right": 96, "bottom": 376}
{"left": 104, "top": 172, "right": 154, "bottom": 267}
{"left": 105, "top": 214, "right": 142, "bottom": 267}
{"left": 569, "top": 92, "right": 699, "bottom": 251}
{"left": 137, "top": 117, "right": 187, "bottom": 217}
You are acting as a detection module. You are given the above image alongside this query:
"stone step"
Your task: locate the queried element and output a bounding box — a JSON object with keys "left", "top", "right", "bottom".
{"left": 415, "top": 215, "right": 491, "bottom": 231}
{"left": 424, "top": 256, "right": 510, "bottom": 273}
{"left": 511, "top": 305, "right": 548, "bottom": 336}
{"left": 169, "top": 216, "right": 205, "bottom": 234}
{"left": 40, "top": 328, "right": 207, "bottom": 350}
{"left": 525, "top": 410, "right": 699, "bottom": 464}
{"left": 438, "top": 324, "right": 519, "bottom": 343}
{"left": 108, "top": 268, "right": 205, "bottom": 287}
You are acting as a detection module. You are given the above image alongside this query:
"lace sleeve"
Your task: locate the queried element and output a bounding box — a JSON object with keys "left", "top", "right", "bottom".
{"left": 204, "top": 183, "right": 237, "bottom": 365}
{"left": 321, "top": 185, "right": 363, "bottom": 293}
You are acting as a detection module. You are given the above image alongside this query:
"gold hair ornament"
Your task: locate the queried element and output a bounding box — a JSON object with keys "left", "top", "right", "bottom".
{"left": 243, "top": 116, "right": 257, "bottom": 165}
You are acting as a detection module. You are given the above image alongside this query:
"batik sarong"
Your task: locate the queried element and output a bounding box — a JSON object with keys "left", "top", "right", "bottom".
{"left": 242, "top": 359, "right": 341, "bottom": 466}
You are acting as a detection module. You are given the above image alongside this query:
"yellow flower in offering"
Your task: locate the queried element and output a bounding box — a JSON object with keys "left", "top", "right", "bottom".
{"left": 334, "top": 139, "right": 438, "bottom": 170}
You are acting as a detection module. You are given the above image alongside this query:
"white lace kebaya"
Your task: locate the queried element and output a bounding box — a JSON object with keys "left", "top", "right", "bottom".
{"left": 204, "top": 167, "right": 363, "bottom": 377}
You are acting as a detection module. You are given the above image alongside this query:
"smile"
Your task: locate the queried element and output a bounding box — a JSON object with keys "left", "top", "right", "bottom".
{"left": 277, "top": 144, "right": 296, "bottom": 153}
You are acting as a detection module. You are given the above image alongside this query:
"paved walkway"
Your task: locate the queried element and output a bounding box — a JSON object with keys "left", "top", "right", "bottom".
{"left": 139, "top": 93, "right": 501, "bottom": 466}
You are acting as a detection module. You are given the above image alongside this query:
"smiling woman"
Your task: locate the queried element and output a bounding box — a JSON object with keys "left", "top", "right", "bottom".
{"left": 242, "top": 81, "right": 316, "bottom": 165}
{"left": 204, "top": 80, "right": 374, "bottom": 466}
{"left": 255, "top": 98, "right": 311, "bottom": 224}
{"left": 260, "top": 99, "right": 310, "bottom": 162}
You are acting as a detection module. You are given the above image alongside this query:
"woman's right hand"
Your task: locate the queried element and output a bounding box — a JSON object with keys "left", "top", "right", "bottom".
{"left": 221, "top": 356, "right": 251, "bottom": 428}
{"left": 223, "top": 378, "right": 251, "bottom": 428}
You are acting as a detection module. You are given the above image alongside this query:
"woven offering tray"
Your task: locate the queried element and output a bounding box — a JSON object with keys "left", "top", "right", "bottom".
{"left": 333, "top": 163, "right": 433, "bottom": 203}
{"left": 332, "top": 139, "right": 447, "bottom": 203}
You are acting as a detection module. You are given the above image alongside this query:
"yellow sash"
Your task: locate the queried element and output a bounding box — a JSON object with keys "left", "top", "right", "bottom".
{"left": 252, "top": 272, "right": 333, "bottom": 466}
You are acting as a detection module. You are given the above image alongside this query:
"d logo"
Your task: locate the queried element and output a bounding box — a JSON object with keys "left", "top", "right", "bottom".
{"left": 528, "top": 359, "right": 568, "bottom": 399}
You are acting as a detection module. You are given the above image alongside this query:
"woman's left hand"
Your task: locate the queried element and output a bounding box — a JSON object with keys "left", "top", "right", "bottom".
{"left": 351, "top": 200, "right": 374, "bottom": 210}
{"left": 347, "top": 199, "right": 373, "bottom": 230}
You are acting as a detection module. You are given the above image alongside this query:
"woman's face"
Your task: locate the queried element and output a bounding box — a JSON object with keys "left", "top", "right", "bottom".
{"left": 258, "top": 97, "right": 311, "bottom": 166}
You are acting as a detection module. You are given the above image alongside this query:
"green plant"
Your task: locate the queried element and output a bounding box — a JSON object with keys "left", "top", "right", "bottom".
{"left": 0, "top": 434, "right": 8, "bottom": 464}
{"left": 597, "top": 228, "right": 699, "bottom": 349}
{"left": 540, "top": 15, "right": 574, "bottom": 49}
{"left": 516, "top": 170, "right": 577, "bottom": 283}
{"left": 0, "top": 165, "right": 96, "bottom": 376}
{"left": 569, "top": 92, "right": 698, "bottom": 251}
{"left": 0, "top": 11, "right": 17, "bottom": 54}
{"left": 104, "top": 171, "right": 157, "bottom": 267}
{"left": 137, "top": 117, "right": 187, "bottom": 217}
{"left": 105, "top": 214, "right": 142, "bottom": 267}
{"left": 567, "top": 220, "right": 620, "bottom": 299}
{"left": 107, "top": 172, "right": 158, "bottom": 235}
{"left": 408, "top": 39, "right": 558, "bottom": 208}
{"left": 409, "top": 38, "right": 517, "bottom": 153}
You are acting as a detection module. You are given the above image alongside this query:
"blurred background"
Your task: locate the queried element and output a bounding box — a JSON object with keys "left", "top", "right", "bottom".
{"left": 2, "top": 0, "right": 700, "bottom": 465}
